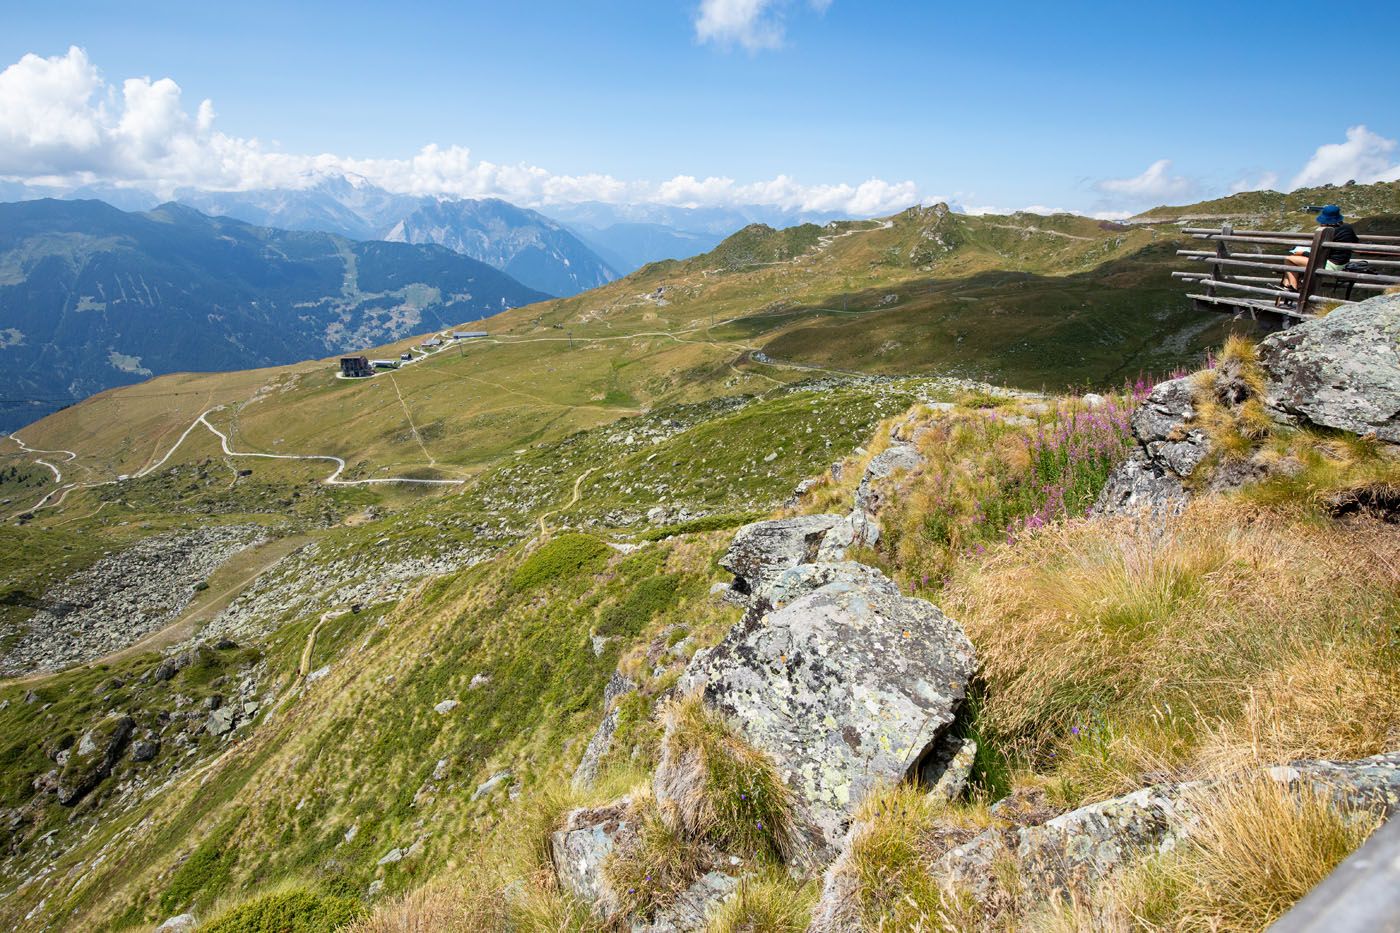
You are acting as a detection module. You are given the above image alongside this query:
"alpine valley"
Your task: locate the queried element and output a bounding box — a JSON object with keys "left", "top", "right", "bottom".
{"left": 1, "top": 177, "right": 1398, "bottom": 933}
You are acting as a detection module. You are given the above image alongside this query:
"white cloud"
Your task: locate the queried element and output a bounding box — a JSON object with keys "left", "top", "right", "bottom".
{"left": 0, "top": 46, "right": 917, "bottom": 217}
{"left": 693, "top": 0, "right": 830, "bottom": 52}
{"left": 1095, "top": 159, "right": 1195, "bottom": 201}
{"left": 1290, "top": 125, "right": 1400, "bottom": 188}
{"left": 1229, "top": 171, "right": 1279, "bottom": 194}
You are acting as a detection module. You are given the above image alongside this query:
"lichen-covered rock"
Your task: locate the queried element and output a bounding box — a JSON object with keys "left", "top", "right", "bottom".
{"left": 1258, "top": 293, "right": 1400, "bottom": 443}
{"left": 551, "top": 797, "right": 636, "bottom": 919}
{"left": 934, "top": 751, "right": 1400, "bottom": 905}
{"left": 761, "top": 561, "right": 896, "bottom": 610}
{"left": 719, "top": 515, "right": 847, "bottom": 603}
{"left": 573, "top": 672, "right": 637, "bottom": 789}
{"left": 678, "top": 569, "right": 975, "bottom": 857}
{"left": 55, "top": 713, "right": 134, "bottom": 805}
{"left": 1092, "top": 449, "right": 1188, "bottom": 517}
{"left": 922, "top": 736, "right": 978, "bottom": 803}
{"left": 849, "top": 443, "right": 924, "bottom": 546}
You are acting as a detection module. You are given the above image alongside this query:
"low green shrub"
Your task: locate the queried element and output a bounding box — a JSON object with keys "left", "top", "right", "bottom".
{"left": 201, "top": 887, "right": 365, "bottom": 933}
{"left": 510, "top": 534, "right": 609, "bottom": 591}
{"left": 598, "top": 574, "right": 680, "bottom": 636}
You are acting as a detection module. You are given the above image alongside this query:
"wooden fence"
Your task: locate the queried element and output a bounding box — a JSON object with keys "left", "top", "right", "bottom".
{"left": 1173, "top": 223, "right": 1400, "bottom": 325}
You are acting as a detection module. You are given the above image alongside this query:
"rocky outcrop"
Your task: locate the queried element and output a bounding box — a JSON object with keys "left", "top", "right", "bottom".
{"left": 677, "top": 564, "right": 976, "bottom": 858}
{"left": 573, "top": 672, "right": 637, "bottom": 790}
{"left": 1258, "top": 293, "right": 1400, "bottom": 443}
{"left": 55, "top": 714, "right": 134, "bottom": 806}
{"left": 719, "top": 515, "right": 848, "bottom": 605}
{"left": 2, "top": 525, "right": 265, "bottom": 675}
{"left": 552, "top": 798, "right": 636, "bottom": 919}
{"left": 1093, "top": 377, "right": 1202, "bottom": 517}
{"left": 934, "top": 751, "right": 1400, "bottom": 906}
{"left": 849, "top": 441, "right": 924, "bottom": 546}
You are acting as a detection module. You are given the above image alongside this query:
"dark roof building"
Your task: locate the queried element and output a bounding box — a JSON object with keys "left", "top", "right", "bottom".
{"left": 339, "top": 356, "right": 373, "bottom": 378}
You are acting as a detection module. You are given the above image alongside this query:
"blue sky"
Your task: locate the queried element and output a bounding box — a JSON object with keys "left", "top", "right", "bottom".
{"left": 2, "top": 0, "right": 1399, "bottom": 217}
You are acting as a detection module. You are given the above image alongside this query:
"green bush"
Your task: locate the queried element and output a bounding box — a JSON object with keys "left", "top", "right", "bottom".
{"left": 200, "top": 887, "right": 365, "bottom": 933}
{"left": 597, "top": 574, "right": 680, "bottom": 636}
{"left": 510, "top": 534, "right": 609, "bottom": 591}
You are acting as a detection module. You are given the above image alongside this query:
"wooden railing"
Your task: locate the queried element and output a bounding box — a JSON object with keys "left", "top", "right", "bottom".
{"left": 1173, "top": 224, "right": 1400, "bottom": 325}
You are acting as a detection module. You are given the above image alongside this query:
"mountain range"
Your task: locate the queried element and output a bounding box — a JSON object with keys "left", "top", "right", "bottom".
{"left": 0, "top": 198, "right": 547, "bottom": 430}
{"left": 0, "top": 175, "right": 838, "bottom": 296}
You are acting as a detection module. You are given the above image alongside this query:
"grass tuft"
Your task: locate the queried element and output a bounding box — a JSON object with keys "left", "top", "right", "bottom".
{"left": 605, "top": 790, "right": 708, "bottom": 920}
{"left": 658, "top": 695, "right": 802, "bottom": 864}
{"left": 703, "top": 869, "right": 816, "bottom": 933}
{"left": 1117, "top": 781, "right": 1381, "bottom": 932}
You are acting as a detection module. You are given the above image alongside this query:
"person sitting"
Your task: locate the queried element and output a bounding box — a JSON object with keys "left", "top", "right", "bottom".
{"left": 1283, "top": 205, "right": 1359, "bottom": 291}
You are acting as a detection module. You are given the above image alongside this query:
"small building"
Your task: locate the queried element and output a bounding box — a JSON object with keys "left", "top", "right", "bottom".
{"left": 339, "top": 356, "right": 373, "bottom": 378}
{"left": 421, "top": 337, "right": 443, "bottom": 348}
{"left": 452, "top": 331, "right": 488, "bottom": 340}
{"left": 400, "top": 352, "right": 413, "bottom": 361}
{"left": 369, "top": 359, "right": 400, "bottom": 370}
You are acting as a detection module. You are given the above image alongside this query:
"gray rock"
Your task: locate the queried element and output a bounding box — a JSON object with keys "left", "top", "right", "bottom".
{"left": 936, "top": 750, "right": 1400, "bottom": 904}
{"left": 634, "top": 870, "right": 740, "bottom": 932}
{"left": 433, "top": 699, "right": 459, "bottom": 715}
{"left": 155, "top": 915, "right": 197, "bottom": 932}
{"left": 377, "top": 847, "right": 404, "bottom": 866}
{"left": 551, "top": 797, "right": 635, "bottom": 919}
{"left": 472, "top": 770, "right": 512, "bottom": 801}
{"left": 206, "top": 706, "right": 236, "bottom": 737}
{"left": 1092, "top": 449, "right": 1187, "bottom": 517}
{"left": 673, "top": 568, "right": 976, "bottom": 858}
{"left": 1258, "top": 293, "right": 1400, "bottom": 443}
{"left": 848, "top": 442, "right": 925, "bottom": 547}
{"left": 1133, "top": 377, "right": 1212, "bottom": 478}
{"left": 761, "top": 561, "right": 897, "bottom": 610}
{"left": 1094, "top": 377, "right": 1205, "bottom": 517}
{"left": 574, "top": 675, "right": 638, "bottom": 790}
{"left": 719, "top": 515, "right": 846, "bottom": 603}
{"left": 922, "top": 736, "right": 978, "bottom": 803}
{"left": 130, "top": 734, "right": 161, "bottom": 763}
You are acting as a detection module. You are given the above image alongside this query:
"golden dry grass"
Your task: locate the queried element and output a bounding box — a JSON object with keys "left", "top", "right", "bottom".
{"left": 1032, "top": 781, "right": 1382, "bottom": 933}
{"left": 946, "top": 498, "right": 1400, "bottom": 799}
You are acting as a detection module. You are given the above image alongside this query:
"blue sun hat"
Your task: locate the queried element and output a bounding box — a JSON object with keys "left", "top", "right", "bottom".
{"left": 1316, "top": 205, "right": 1344, "bottom": 225}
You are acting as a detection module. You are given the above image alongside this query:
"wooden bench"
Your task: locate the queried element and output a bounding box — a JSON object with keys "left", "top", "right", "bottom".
{"left": 1172, "top": 224, "right": 1400, "bottom": 326}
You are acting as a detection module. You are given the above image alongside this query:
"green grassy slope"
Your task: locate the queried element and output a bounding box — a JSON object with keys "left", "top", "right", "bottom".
{"left": 1133, "top": 178, "right": 1400, "bottom": 223}
{"left": 12, "top": 201, "right": 1225, "bottom": 488}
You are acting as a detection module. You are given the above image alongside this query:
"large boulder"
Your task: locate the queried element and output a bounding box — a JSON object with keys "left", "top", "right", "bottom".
{"left": 719, "top": 516, "right": 849, "bottom": 604}
{"left": 675, "top": 568, "right": 975, "bottom": 858}
{"left": 1258, "top": 293, "right": 1400, "bottom": 443}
